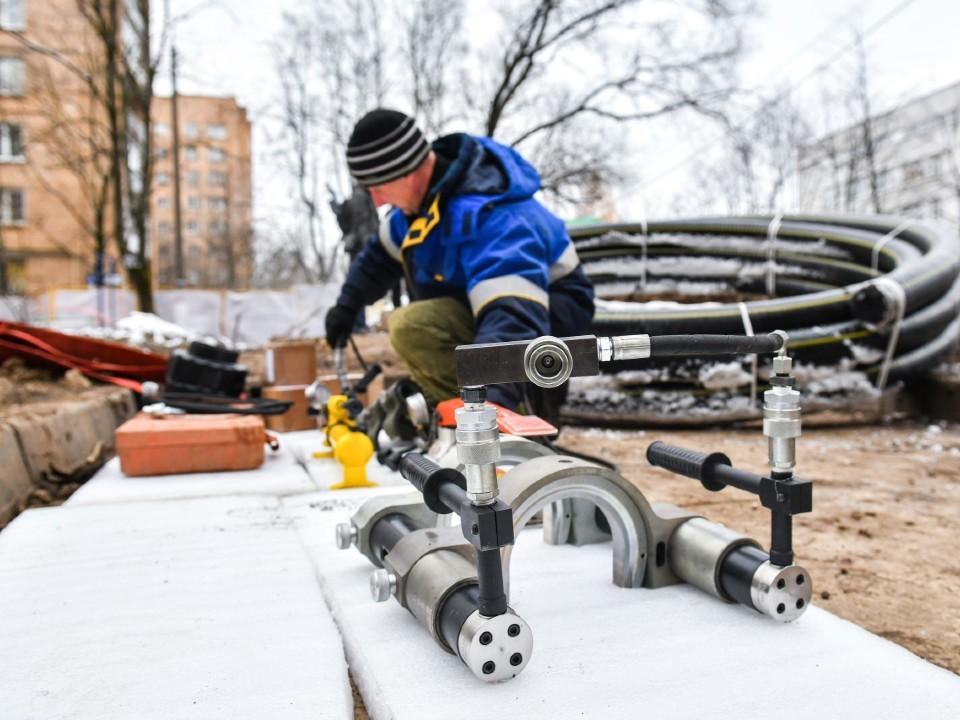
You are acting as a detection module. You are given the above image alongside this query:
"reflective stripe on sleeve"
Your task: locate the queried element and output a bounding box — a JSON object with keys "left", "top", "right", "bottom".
{"left": 549, "top": 243, "right": 581, "bottom": 283}
{"left": 468, "top": 274, "right": 549, "bottom": 315}
{"left": 379, "top": 214, "right": 403, "bottom": 262}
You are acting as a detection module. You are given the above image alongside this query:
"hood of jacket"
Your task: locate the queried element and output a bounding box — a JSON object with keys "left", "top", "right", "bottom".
{"left": 428, "top": 133, "right": 542, "bottom": 206}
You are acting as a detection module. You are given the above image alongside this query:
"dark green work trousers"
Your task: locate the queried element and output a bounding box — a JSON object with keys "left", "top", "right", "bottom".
{"left": 388, "top": 297, "right": 476, "bottom": 407}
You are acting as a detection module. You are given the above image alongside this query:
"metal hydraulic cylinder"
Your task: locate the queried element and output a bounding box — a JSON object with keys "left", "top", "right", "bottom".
{"left": 365, "top": 520, "right": 532, "bottom": 683}
{"left": 668, "top": 516, "right": 811, "bottom": 622}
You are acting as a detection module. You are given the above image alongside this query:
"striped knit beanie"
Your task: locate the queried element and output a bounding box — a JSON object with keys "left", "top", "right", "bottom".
{"left": 346, "top": 109, "right": 430, "bottom": 187}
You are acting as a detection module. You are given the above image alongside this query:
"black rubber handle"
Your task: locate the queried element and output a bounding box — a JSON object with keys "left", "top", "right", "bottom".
{"left": 398, "top": 452, "right": 466, "bottom": 515}
{"left": 646, "top": 441, "right": 730, "bottom": 492}
{"left": 399, "top": 452, "right": 438, "bottom": 494}
{"left": 352, "top": 363, "right": 382, "bottom": 394}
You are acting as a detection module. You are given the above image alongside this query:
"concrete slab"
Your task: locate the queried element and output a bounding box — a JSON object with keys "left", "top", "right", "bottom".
{"left": 0, "top": 495, "right": 352, "bottom": 720}
{"left": 68, "top": 439, "right": 318, "bottom": 506}
{"left": 289, "top": 500, "right": 960, "bottom": 720}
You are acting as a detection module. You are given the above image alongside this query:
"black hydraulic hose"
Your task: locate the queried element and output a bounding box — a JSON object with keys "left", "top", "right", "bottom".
{"left": 648, "top": 334, "right": 784, "bottom": 357}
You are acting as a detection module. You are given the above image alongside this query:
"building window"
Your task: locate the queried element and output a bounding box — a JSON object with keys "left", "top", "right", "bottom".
{"left": 187, "top": 195, "right": 200, "bottom": 210}
{"left": 158, "top": 221, "right": 171, "bottom": 235}
{"left": 186, "top": 220, "right": 199, "bottom": 235}
{"left": 156, "top": 147, "right": 169, "bottom": 159}
{"left": 208, "top": 171, "right": 227, "bottom": 187}
{"left": 206, "top": 123, "right": 227, "bottom": 140}
{"left": 0, "top": 0, "right": 26, "bottom": 31}
{"left": 185, "top": 170, "right": 199, "bottom": 186}
{"left": 156, "top": 171, "right": 170, "bottom": 185}
{"left": 184, "top": 145, "right": 197, "bottom": 161}
{"left": 0, "top": 57, "right": 26, "bottom": 96}
{"left": 0, "top": 187, "right": 25, "bottom": 224}
{"left": 209, "top": 219, "right": 227, "bottom": 234}
{"left": 185, "top": 122, "right": 199, "bottom": 139}
{"left": 208, "top": 197, "right": 228, "bottom": 212}
{"left": 208, "top": 147, "right": 226, "bottom": 163}
{"left": 0, "top": 122, "right": 24, "bottom": 161}
{"left": 157, "top": 197, "right": 170, "bottom": 209}
{"left": 188, "top": 245, "right": 201, "bottom": 257}
{"left": 154, "top": 122, "right": 170, "bottom": 136}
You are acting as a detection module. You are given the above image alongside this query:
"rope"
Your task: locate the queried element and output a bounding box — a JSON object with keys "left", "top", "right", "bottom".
{"left": 872, "top": 277, "right": 908, "bottom": 392}
{"left": 871, "top": 220, "right": 912, "bottom": 274}
{"left": 765, "top": 214, "right": 783, "bottom": 296}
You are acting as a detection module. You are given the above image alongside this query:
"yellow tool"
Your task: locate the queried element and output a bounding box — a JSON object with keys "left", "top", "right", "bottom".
{"left": 313, "top": 393, "right": 377, "bottom": 489}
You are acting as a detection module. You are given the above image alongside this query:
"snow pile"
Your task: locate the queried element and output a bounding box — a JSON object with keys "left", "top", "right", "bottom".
{"left": 69, "top": 312, "right": 244, "bottom": 354}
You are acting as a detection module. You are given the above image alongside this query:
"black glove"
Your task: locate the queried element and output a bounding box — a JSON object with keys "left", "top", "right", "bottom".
{"left": 325, "top": 304, "right": 356, "bottom": 349}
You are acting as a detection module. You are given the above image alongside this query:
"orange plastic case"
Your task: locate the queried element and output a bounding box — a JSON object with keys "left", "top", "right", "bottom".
{"left": 116, "top": 412, "right": 266, "bottom": 476}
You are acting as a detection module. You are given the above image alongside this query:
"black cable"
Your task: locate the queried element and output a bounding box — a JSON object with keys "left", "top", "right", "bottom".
{"left": 538, "top": 437, "right": 620, "bottom": 473}
{"left": 349, "top": 335, "right": 369, "bottom": 373}
{"left": 160, "top": 392, "right": 294, "bottom": 416}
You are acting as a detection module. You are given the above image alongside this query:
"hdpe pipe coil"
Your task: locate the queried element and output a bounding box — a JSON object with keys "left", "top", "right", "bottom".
{"left": 568, "top": 215, "right": 960, "bottom": 423}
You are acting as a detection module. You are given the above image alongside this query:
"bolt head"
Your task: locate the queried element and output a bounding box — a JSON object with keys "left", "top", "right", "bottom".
{"left": 369, "top": 568, "right": 396, "bottom": 602}
{"left": 335, "top": 522, "right": 355, "bottom": 550}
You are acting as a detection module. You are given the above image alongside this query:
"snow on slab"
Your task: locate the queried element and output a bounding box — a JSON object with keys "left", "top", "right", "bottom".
{"left": 290, "top": 504, "right": 960, "bottom": 720}
{"left": 0, "top": 495, "right": 352, "bottom": 720}
{"left": 68, "top": 439, "right": 318, "bottom": 506}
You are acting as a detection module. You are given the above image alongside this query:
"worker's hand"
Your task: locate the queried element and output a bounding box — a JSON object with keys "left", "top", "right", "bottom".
{"left": 325, "top": 304, "right": 356, "bottom": 349}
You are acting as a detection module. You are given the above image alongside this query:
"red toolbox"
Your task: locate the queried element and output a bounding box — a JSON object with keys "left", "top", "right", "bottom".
{"left": 116, "top": 412, "right": 266, "bottom": 476}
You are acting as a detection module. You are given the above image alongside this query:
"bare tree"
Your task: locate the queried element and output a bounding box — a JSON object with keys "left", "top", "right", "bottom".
{"left": 476, "top": 0, "right": 748, "bottom": 207}
{"left": 9, "top": 0, "right": 163, "bottom": 311}
{"left": 401, "top": 0, "right": 467, "bottom": 136}
{"left": 264, "top": 1, "right": 390, "bottom": 283}
{"left": 260, "top": 0, "right": 752, "bottom": 280}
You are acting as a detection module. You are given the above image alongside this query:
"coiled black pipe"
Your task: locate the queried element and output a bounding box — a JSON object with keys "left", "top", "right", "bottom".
{"left": 568, "top": 215, "right": 960, "bottom": 421}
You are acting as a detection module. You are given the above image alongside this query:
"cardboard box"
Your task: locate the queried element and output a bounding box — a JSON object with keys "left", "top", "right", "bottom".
{"left": 262, "top": 385, "right": 316, "bottom": 432}
{"left": 116, "top": 413, "right": 265, "bottom": 476}
{"left": 264, "top": 342, "right": 317, "bottom": 386}
{"left": 318, "top": 372, "right": 385, "bottom": 408}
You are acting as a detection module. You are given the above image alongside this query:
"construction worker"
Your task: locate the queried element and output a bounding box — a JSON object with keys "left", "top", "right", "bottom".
{"left": 324, "top": 109, "right": 594, "bottom": 417}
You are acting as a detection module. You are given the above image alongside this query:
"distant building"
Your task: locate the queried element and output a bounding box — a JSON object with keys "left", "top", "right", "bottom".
{"left": 1, "top": 1, "right": 254, "bottom": 301}
{"left": 798, "top": 81, "right": 960, "bottom": 232}
{"left": 0, "top": 0, "right": 107, "bottom": 296}
{"left": 150, "top": 95, "right": 253, "bottom": 289}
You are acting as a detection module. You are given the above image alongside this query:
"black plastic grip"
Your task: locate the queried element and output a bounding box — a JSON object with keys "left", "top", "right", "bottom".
{"left": 398, "top": 452, "right": 467, "bottom": 515}
{"left": 353, "top": 363, "right": 382, "bottom": 395}
{"left": 646, "top": 441, "right": 730, "bottom": 492}
{"left": 399, "top": 452, "right": 439, "bottom": 494}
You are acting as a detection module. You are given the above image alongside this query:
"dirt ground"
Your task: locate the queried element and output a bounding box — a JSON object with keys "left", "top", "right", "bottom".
{"left": 335, "top": 333, "right": 960, "bottom": 678}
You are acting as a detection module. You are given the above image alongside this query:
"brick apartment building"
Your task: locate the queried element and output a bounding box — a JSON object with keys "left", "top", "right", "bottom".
{"left": 1, "top": 0, "right": 101, "bottom": 296}
{"left": 151, "top": 95, "right": 253, "bottom": 289}
{"left": 1, "top": 0, "right": 253, "bottom": 300}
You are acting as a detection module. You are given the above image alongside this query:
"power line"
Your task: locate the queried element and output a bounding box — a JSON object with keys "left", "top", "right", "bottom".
{"left": 640, "top": 0, "right": 922, "bottom": 189}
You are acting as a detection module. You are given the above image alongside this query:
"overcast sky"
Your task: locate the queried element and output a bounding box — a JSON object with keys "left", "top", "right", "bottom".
{"left": 157, "top": 0, "right": 960, "bottom": 219}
